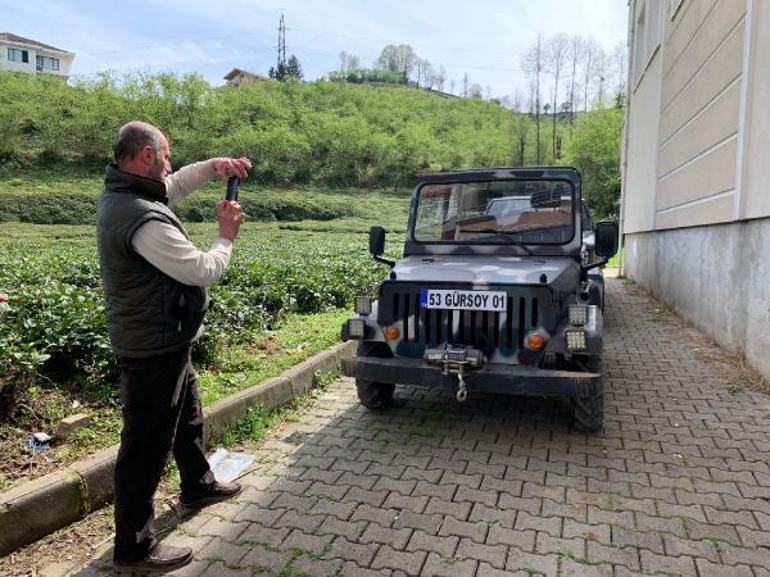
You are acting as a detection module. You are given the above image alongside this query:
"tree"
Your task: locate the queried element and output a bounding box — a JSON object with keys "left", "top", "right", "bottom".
{"left": 611, "top": 42, "right": 627, "bottom": 105}
{"left": 462, "top": 73, "right": 469, "bottom": 97}
{"left": 521, "top": 34, "right": 545, "bottom": 164}
{"left": 567, "top": 36, "right": 582, "bottom": 125}
{"left": 469, "top": 83, "right": 483, "bottom": 98}
{"left": 510, "top": 90, "right": 531, "bottom": 166}
{"left": 580, "top": 38, "right": 603, "bottom": 111}
{"left": 376, "top": 44, "right": 417, "bottom": 82}
{"left": 544, "top": 33, "right": 570, "bottom": 160}
{"left": 286, "top": 55, "right": 303, "bottom": 80}
{"left": 338, "top": 51, "right": 360, "bottom": 73}
{"left": 564, "top": 106, "right": 623, "bottom": 219}
{"left": 435, "top": 65, "right": 447, "bottom": 91}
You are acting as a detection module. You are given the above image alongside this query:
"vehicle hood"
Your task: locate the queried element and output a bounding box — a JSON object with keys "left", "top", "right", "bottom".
{"left": 390, "top": 255, "right": 579, "bottom": 289}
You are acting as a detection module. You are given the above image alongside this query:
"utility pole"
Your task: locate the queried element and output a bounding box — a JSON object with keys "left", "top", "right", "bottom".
{"left": 276, "top": 12, "right": 287, "bottom": 73}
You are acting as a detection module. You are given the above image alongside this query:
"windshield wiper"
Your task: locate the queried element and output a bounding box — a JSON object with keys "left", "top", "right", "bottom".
{"left": 458, "top": 228, "right": 533, "bottom": 254}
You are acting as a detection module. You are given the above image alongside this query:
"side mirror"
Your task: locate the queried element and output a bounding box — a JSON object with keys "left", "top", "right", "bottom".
{"left": 369, "top": 226, "right": 386, "bottom": 257}
{"left": 595, "top": 220, "right": 619, "bottom": 258}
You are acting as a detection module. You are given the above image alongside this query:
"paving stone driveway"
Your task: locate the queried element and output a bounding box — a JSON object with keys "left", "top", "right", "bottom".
{"left": 83, "top": 278, "right": 770, "bottom": 577}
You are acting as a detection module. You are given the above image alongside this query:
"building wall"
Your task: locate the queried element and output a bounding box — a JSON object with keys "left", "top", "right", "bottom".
{"left": 623, "top": 0, "right": 770, "bottom": 378}
{"left": 625, "top": 221, "right": 770, "bottom": 378}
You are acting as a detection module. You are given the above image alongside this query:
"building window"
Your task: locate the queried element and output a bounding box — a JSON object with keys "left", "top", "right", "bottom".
{"left": 36, "top": 55, "right": 60, "bottom": 71}
{"left": 7, "top": 48, "right": 29, "bottom": 63}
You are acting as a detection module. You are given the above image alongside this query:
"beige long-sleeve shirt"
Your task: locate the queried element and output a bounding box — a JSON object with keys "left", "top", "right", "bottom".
{"left": 131, "top": 160, "right": 233, "bottom": 287}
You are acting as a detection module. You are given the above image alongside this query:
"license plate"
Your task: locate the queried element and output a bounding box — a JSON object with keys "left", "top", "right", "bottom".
{"left": 420, "top": 289, "right": 507, "bottom": 311}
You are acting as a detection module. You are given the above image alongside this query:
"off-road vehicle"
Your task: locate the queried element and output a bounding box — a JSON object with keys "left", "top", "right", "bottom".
{"left": 341, "top": 167, "right": 618, "bottom": 431}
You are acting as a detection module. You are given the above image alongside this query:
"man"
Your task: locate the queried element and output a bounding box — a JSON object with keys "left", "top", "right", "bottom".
{"left": 97, "top": 121, "right": 251, "bottom": 571}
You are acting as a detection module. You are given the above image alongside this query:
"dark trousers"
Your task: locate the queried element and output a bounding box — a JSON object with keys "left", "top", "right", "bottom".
{"left": 113, "top": 346, "right": 213, "bottom": 561}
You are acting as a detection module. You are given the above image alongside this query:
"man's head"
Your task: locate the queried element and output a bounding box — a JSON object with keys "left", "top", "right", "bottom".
{"left": 113, "top": 121, "right": 171, "bottom": 181}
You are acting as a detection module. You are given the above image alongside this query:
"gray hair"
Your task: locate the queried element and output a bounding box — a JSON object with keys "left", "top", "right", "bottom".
{"left": 113, "top": 121, "right": 166, "bottom": 163}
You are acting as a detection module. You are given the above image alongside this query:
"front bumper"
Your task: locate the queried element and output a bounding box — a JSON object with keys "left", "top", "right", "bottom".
{"left": 341, "top": 356, "right": 600, "bottom": 397}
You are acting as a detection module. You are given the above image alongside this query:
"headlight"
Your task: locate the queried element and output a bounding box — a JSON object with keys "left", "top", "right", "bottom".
{"left": 569, "top": 305, "right": 588, "bottom": 326}
{"left": 565, "top": 329, "right": 587, "bottom": 351}
{"left": 355, "top": 296, "right": 372, "bottom": 315}
{"left": 347, "top": 318, "right": 366, "bottom": 339}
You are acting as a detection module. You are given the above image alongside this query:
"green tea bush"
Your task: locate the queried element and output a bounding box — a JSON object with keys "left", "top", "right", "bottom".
{"left": 0, "top": 227, "right": 384, "bottom": 415}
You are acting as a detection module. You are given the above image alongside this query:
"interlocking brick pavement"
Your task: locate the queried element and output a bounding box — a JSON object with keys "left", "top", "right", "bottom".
{"left": 80, "top": 278, "right": 770, "bottom": 576}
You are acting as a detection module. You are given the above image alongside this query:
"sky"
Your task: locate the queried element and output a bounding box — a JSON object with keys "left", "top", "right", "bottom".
{"left": 2, "top": 0, "right": 629, "bottom": 99}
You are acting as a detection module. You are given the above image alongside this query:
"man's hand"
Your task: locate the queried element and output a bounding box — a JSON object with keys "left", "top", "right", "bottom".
{"left": 212, "top": 157, "right": 252, "bottom": 183}
{"left": 217, "top": 200, "right": 246, "bottom": 242}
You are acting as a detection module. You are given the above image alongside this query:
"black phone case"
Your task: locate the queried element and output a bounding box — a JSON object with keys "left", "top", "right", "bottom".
{"left": 226, "top": 176, "right": 240, "bottom": 201}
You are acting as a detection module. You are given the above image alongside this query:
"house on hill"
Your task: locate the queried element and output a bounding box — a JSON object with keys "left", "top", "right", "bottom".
{"left": 621, "top": 0, "right": 770, "bottom": 378}
{"left": 0, "top": 32, "right": 75, "bottom": 79}
{"left": 223, "top": 68, "right": 270, "bottom": 87}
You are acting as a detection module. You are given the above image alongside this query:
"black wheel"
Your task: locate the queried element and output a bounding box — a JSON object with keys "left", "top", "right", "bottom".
{"left": 571, "top": 355, "right": 604, "bottom": 433}
{"left": 355, "top": 342, "right": 396, "bottom": 411}
{"left": 356, "top": 379, "right": 396, "bottom": 410}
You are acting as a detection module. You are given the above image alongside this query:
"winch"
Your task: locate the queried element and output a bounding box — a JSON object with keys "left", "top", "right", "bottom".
{"left": 424, "top": 344, "right": 486, "bottom": 402}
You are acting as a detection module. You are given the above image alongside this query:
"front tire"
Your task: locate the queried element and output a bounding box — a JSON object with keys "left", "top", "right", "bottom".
{"left": 571, "top": 355, "right": 604, "bottom": 433}
{"left": 355, "top": 342, "right": 396, "bottom": 411}
{"left": 356, "top": 380, "right": 396, "bottom": 410}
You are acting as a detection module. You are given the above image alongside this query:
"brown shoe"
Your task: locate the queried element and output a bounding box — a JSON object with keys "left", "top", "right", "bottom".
{"left": 114, "top": 543, "right": 192, "bottom": 571}
{"left": 180, "top": 480, "right": 242, "bottom": 509}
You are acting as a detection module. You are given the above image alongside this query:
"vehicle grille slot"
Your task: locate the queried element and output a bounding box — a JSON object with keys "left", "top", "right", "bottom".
{"left": 414, "top": 295, "right": 421, "bottom": 342}
{"left": 403, "top": 293, "right": 410, "bottom": 341}
{"left": 532, "top": 297, "right": 539, "bottom": 327}
{"left": 493, "top": 309, "right": 500, "bottom": 348}
{"left": 448, "top": 309, "right": 455, "bottom": 342}
{"left": 506, "top": 296, "right": 514, "bottom": 348}
{"left": 470, "top": 310, "right": 477, "bottom": 344}
{"left": 517, "top": 297, "right": 526, "bottom": 349}
{"left": 435, "top": 309, "right": 443, "bottom": 343}
{"left": 393, "top": 292, "right": 400, "bottom": 320}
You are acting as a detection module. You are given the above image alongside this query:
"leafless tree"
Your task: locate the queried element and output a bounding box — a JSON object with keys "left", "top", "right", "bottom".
{"left": 521, "top": 33, "right": 545, "bottom": 164}
{"left": 544, "top": 33, "right": 570, "bottom": 159}
{"left": 511, "top": 89, "right": 531, "bottom": 166}
{"left": 462, "top": 73, "right": 469, "bottom": 97}
{"left": 567, "top": 36, "right": 582, "bottom": 125}
{"left": 435, "top": 65, "right": 447, "bottom": 91}
{"left": 611, "top": 41, "right": 628, "bottom": 104}
{"left": 449, "top": 78, "right": 456, "bottom": 95}
{"left": 580, "top": 37, "right": 601, "bottom": 111}
{"left": 338, "top": 51, "right": 360, "bottom": 73}
{"left": 594, "top": 47, "right": 609, "bottom": 106}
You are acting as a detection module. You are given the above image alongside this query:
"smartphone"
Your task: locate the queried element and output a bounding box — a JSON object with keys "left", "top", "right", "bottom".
{"left": 225, "top": 176, "right": 240, "bottom": 201}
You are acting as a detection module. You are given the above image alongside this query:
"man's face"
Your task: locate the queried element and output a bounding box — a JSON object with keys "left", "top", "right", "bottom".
{"left": 148, "top": 139, "right": 172, "bottom": 180}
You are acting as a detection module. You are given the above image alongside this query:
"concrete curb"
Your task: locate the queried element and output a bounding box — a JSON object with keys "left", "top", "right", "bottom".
{"left": 0, "top": 340, "right": 356, "bottom": 556}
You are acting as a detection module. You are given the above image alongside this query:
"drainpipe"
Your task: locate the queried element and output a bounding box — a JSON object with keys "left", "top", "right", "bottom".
{"left": 618, "top": 0, "right": 636, "bottom": 278}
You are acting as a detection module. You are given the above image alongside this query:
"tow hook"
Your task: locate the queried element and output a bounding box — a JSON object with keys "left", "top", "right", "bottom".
{"left": 456, "top": 372, "right": 468, "bottom": 403}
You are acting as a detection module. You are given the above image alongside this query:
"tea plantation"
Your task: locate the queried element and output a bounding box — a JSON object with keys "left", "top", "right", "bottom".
{"left": 0, "top": 179, "right": 409, "bottom": 489}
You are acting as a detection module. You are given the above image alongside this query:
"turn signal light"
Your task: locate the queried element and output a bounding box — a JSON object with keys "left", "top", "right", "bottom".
{"left": 526, "top": 331, "right": 547, "bottom": 351}
{"left": 384, "top": 326, "right": 400, "bottom": 340}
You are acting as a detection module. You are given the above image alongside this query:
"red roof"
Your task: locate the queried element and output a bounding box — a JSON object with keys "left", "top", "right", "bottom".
{"left": 0, "top": 32, "right": 72, "bottom": 54}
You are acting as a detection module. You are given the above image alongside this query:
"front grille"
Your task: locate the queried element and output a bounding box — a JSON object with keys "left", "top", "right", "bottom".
{"left": 380, "top": 283, "right": 543, "bottom": 353}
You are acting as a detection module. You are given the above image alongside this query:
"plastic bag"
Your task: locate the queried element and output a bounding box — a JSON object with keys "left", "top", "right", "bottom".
{"left": 208, "top": 448, "right": 255, "bottom": 483}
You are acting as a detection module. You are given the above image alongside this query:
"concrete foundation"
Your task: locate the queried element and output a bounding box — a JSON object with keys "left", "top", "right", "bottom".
{"left": 625, "top": 218, "right": 770, "bottom": 379}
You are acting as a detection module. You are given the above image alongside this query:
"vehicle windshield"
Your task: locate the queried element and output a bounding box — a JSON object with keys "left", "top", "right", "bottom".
{"left": 413, "top": 179, "right": 575, "bottom": 244}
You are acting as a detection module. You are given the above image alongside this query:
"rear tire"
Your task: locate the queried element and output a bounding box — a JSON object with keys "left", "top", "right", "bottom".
{"left": 355, "top": 342, "right": 396, "bottom": 411}
{"left": 571, "top": 355, "right": 604, "bottom": 433}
